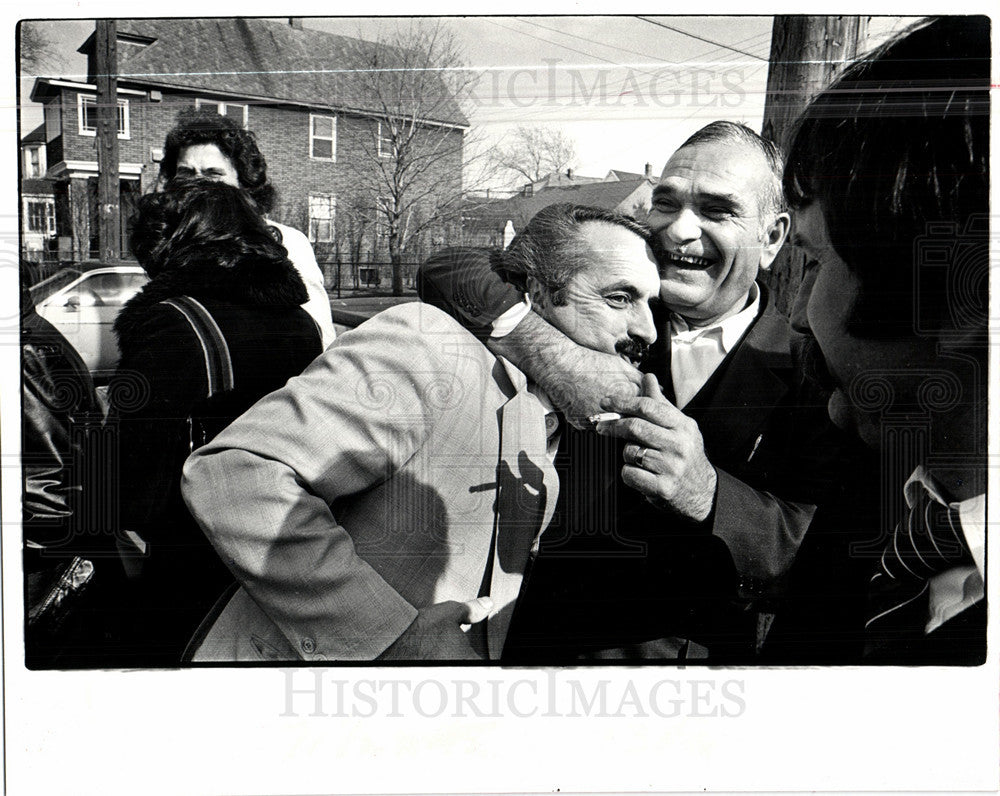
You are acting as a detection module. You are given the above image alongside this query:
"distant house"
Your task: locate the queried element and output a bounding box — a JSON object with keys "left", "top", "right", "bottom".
{"left": 27, "top": 18, "right": 468, "bottom": 287}
{"left": 463, "top": 174, "right": 656, "bottom": 248}
{"left": 604, "top": 165, "right": 654, "bottom": 182}
{"left": 522, "top": 168, "right": 604, "bottom": 195}
{"left": 19, "top": 124, "right": 59, "bottom": 263}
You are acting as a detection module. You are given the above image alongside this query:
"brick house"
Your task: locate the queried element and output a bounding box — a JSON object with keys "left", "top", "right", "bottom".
{"left": 462, "top": 173, "right": 656, "bottom": 249}
{"left": 28, "top": 18, "right": 469, "bottom": 288}
{"left": 19, "top": 124, "right": 59, "bottom": 264}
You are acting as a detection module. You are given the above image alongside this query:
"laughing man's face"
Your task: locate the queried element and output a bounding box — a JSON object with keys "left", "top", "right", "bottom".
{"left": 647, "top": 140, "right": 788, "bottom": 326}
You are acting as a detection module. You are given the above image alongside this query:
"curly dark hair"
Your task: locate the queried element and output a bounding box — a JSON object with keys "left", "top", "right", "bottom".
{"left": 129, "top": 178, "right": 290, "bottom": 279}
{"left": 495, "top": 204, "right": 651, "bottom": 306}
{"left": 159, "top": 107, "right": 276, "bottom": 214}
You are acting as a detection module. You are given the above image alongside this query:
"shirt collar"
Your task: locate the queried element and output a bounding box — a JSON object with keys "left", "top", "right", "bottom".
{"left": 669, "top": 282, "right": 761, "bottom": 353}
{"left": 905, "top": 465, "right": 986, "bottom": 577}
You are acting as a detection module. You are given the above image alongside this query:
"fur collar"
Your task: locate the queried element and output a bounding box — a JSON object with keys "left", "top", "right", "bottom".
{"left": 115, "top": 256, "right": 308, "bottom": 341}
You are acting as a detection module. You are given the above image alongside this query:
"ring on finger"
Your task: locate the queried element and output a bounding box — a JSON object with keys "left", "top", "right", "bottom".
{"left": 635, "top": 446, "right": 647, "bottom": 468}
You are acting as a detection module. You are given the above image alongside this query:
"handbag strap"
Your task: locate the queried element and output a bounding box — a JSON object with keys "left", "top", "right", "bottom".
{"left": 160, "top": 296, "right": 234, "bottom": 398}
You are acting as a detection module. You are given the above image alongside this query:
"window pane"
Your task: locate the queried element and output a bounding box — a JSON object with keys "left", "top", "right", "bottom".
{"left": 89, "top": 272, "right": 147, "bottom": 306}
{"left": 310, "top": 219, "right": 332, "bottom": 242}
{"left": 27, "top": 203, "right": 44, "bottom": 232}
{"left": 312, "top": 138, "right": 333, "bottom": 159}
{"left": 81, "top": 97, "right": 97, "bottom": 131}
{"left": 117, "top": 101, "right": 127, "bottom": 135}
{"left": 224, "top": 104, "right": 247, "bottom": 123}
{"left": 312, "top": 116, "right": 332, "bottom": 138}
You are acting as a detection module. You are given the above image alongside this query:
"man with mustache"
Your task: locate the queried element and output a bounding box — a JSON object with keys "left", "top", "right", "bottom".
{"left": 181, "top": 204, "right": 660, "bottom": 661}
{"left": 420, "top": 121, "right": 846, "bottom": 660}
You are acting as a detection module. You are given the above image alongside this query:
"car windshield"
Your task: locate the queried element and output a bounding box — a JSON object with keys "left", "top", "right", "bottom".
{"left": 29, "top": 269, "right": 81, "bottom": 305}
{"left": 57, "top": 271, "right": 149, "bottom": 308}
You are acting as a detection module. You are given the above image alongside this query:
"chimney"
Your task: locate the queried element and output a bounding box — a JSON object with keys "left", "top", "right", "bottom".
{"left": 288, "top": 18, "right": 304, "bottom": 30}
{"left": 566, "top": 168, "right": 574, "bottom": 179}
{"left": 644, "top": 163, "right": 652, "bottom": 178}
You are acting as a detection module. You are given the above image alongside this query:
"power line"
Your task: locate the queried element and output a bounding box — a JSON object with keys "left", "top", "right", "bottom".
{"left": 634, "top": 16, "right": 769, "bottom": 61}
{"left": 520, "top": 17, "right": 771, "bottom": 67}
{"left": 473, "top": 18, "right": 772, "bottom": 127}
{"left": 484, "top": 18, "right": 624, "bottom": 68}
{"left": 517, "top": 18, "right": 684, "bottom": 66}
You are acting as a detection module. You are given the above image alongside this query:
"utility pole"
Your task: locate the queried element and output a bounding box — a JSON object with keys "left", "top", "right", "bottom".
{"left": 760, "top": 16, "right": 869, "bottom": 315}
{"left": 95, "top": 19, "right": 120, "bottom": 262}
{"left": 763, "top": 16, "right": 869, "bottom": 149}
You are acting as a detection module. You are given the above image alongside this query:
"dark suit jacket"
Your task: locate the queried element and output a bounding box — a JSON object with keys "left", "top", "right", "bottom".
{"left": 503, "top": 285, "right": 854, "bottom": 663}
{"left": 760, "top": 471, "right": 986, "bottom": 667}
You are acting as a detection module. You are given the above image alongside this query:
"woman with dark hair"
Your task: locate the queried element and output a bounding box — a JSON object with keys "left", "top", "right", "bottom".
{"left": 107, "top": 178, "right": 323, "bottom": 665}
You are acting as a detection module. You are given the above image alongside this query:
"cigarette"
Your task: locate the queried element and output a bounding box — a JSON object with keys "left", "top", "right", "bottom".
{"left": 588, "top": 412, "right": 622, "bottom": 424}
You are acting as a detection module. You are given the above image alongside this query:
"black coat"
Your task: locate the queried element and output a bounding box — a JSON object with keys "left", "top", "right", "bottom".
{"left": 22, "top": 292, "right": 109, "bottom": 668}
{"left": 503, "top": 288, "right": 860, "bottom": 663}
{"left": 108, "top": 255, "right": 323, "bottom": 665}
{"left": 22, "top": 295, "right": 103, "bottom": 546}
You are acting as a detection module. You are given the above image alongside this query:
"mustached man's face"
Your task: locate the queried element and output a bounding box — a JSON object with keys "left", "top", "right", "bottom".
{"left": 530, "top": 221, "right": 661, "bottom": 367}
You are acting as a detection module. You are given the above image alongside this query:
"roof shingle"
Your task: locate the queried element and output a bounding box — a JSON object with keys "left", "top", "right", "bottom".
{"left": 98, "top": 18, "right": 468, "bottom": 128}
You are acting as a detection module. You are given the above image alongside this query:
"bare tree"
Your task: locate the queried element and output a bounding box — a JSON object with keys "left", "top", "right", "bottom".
{"left": 491, "top": 126, "right": 578, "bottom": 186}
{"left": 340, "top": 20, "right": 489, "bottom": 296}
{"left": 335, "top": 194, "right": 375, "bottom": 289}
{"left": 19, "top": 21, "right": 57, "bottom": 74}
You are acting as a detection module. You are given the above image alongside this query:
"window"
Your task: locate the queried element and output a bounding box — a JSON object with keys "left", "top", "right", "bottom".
{"left": 25, "top": 199, "right": 56, "bottom": 235}
{"left": 310, "top": 114, "right": 336, "bottom": 161}
{"left": 44, "top": 103, "right": 61, "bottom": 143}
{"left": 308, "top": 195, "right": 336, "bottom": 243}
{"left": 377, "top": 121, "right": 393, "bottom": 159}
{"left": 78, "top": 95, "right": 129, "bottom": 138}
{"left": 24, "top": 146, "right": 43, "bottom": 178}
{"left": 195, "top": 98, "right": 249, "bottom": 128}
{"left": 74, "top": 271, "right": 149, "bottom": 307}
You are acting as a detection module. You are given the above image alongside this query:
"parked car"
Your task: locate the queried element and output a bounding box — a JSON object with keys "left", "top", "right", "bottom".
{"left": 33, "top": 263, "right": 149, "bottom": 380}
{"left": 328, "top": 294, "right": 420, "bottom": 336}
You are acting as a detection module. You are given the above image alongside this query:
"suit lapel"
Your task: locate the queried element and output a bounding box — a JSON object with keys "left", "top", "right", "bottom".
{"left": 488, "top": 358, "right": 560, "bottom": 657}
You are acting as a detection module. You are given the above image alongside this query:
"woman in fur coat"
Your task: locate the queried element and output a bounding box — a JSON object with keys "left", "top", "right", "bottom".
{"left": 107, "top": 179, "right": 323, "bottom": 665}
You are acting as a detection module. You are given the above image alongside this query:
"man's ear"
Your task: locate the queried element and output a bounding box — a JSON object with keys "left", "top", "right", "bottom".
{"left": 759, "top": 212, "right": 791, "bottom": 271}
{"left": 526, "top": 275, "right": 548, "bottom": 310}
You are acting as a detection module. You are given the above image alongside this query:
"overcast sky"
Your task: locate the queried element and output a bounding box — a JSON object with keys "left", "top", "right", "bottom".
{"left": 17, "top": 15, "right": 920, "bottom": 189}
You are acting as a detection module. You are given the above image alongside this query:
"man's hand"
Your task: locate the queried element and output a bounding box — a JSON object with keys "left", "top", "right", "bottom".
{"left": 595, "top": 374, "right": 717, "bottom": 522}
{"left": 487, "top": 312, "right": 642, "bottom": 428}
{"left": 377, "top": 597, "right": 493, "bottom": 661}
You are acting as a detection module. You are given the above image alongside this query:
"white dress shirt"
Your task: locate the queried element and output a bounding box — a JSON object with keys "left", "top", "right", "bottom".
{"left": 906, "top": 467, "right": 986, "bottom": 633}
{"left": 491, "top": 295, "right": 532, "bottom": 337}
{"left": 669, "top": 283, "right": 760, "bottom": 408}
